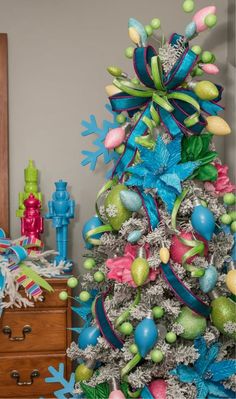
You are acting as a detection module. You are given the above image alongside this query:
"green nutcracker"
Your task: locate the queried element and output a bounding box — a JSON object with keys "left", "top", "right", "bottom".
{"left": 16, "top": 160, "right": 42, "bottom": 217}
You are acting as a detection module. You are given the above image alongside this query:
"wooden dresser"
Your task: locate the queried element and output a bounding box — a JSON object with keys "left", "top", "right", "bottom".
{"left": 0, "top": 278, "right": 72, "bottom": 399}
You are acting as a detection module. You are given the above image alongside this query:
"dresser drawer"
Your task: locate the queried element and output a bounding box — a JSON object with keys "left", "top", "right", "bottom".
{"left": 0, "top": 310, "right": 67, "bottom": 353}
{"left": 0, "top": 352, "right": 67, "bottom": 398}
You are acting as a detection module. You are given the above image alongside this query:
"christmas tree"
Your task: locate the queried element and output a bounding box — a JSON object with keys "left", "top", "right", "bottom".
{"left": 66, "top": 3, "right": 236, "bottom": 398}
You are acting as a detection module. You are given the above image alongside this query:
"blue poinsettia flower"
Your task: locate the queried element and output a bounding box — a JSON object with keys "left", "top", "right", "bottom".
{"left": 70, "top": 289, "right": 98, "bottom": 335}
{"left": 170, "top": 337, "right": 236, "bottom": 399}
{"left": 125, "top": 134, "right": 200, "bottom": 212}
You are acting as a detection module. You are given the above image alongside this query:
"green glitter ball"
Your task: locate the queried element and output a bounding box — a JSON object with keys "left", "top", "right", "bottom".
{"left": 116, "top": 113, "right": 126, "bottom": 124}
{"left": 145, "top": 24, "right": 153, "bottom": 36}
{"left": 125, "top": 47, "right": 134, "bottom": 59}
{"left": 79, "top": 291, "right": 91, "bottom": 302}
{"left": 83, "top": 258, "right": 96, "bottom": 270}
{"left": 231, "top": 221, "right": 236, "bottom": 233}
{"left": 223, "top": 193, "right": 236, "bottom": 206}
{"left": 129, "top": 344, "right": 138, "bottom": 354}
{"left": 119, "top": 322, "right": 133, "bottom": 335}
{"left": 182, "top": 0, "right": 195, "bottom": 13}
{"left": 165, "top": 331, "right": 177, "bottom": 343}
{"left": 93, "top": 271, "right": 105, "bottom": 283}
{"left": 201, "top": 51, "right": 213, "bottom": 63}
{"left": 220, "top": 214, "right": 232, "bottom": 225}
{"left": 150, "top": 18, "right": 161, "bottom": 29}
{"left": 59, "top": 291, "right": 68, "bottom": 301}
{"left": 152, "top": 306, "right": 164, "bottom": 319}
{"left": 229, "top": 211, "right": 236, "bottom": 221}
{"left": 151, "top": 349, "right": 164, "bottom": 363}
{"left": 205, "top": 14, "right": 217, "bottom": 28}
{"left": 67, "top": 277, "right": 78, "bottom": 288}
{"left": 191, "top": 45, "right": 202, "bottom": 55}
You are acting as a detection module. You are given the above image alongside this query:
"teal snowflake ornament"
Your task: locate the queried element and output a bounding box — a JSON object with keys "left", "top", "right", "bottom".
{"left": 45, "top": 363, "right": 76, "bottom": 398}
{"left": 81, "top": 104, "right": 119, "bottom": 171}
{"left": 170, "top": 337, "right": 236, "bottom": 399}
{"left": 126, "top": 134, "right": 200, "bottom": 212}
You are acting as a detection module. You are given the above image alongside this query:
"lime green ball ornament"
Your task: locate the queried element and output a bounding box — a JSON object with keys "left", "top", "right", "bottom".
{"left": 125, "top": 47, "right": 134, "bottom": 59}
{"left": 152, "top": 306, "right": 164, "bottom": 319}
{"left": 194, "top": 67, "right": 204, "bottom": 76}
{"left": 115, "top": 144, "right": 125, "bottom": 155}
{"left": 129, "top": 343, "right": 138, "bottom": 354}
{"left": 220, "top": 214, "right": 232, "bottom": 225}
{"left": 211, "top": 296, "right": 236, "bottom": 339}
{"left": 75, "top": 363, "right": 94, "bottom": 382}
{"left": 201, "top": 51, "right": 213, "bottom": 63}
{"left": 79, "top": 291, "right": 91, "bottom": 302}
{"left": 59, "top": 291, "right": 68, "bottom": 301}
{"left": 119, "top": 322, "right": 133, "bottom": 335}
{"left": 231, "top": 221, "right": 236, "bottom": 233}
{"left": 83, "top": 258, "right": 96, "bottom": 270}
{"left": 175, "top": 306, "right": 207, "bottom": 340}
{"left": 182, "top": 0, "right": 195, "bottom": 13}
{"left": 150, "top": 349, "right": 164, "bottom": 363}
{"left": 116, "top": 113, "right": 126, "bottom": 124}
{"left": 223, "top": 193, "right": 236, "bottom": 206}
{"left": 165, "top": 332, "right": 177, "bottom": 343}
{"left": 229, "top": 211, "right": 236, "bottom": 221}
{"left": 191, "top": 45, "right": 202, "bottom": 55}
{"left": 105, "top": 184, "right": 132, "bottom": 231}
{"left": 150, "top": 18, "right": 161, "bottom": 29}
{"left": 205, "top": 14, "right": 217, "bottom": 28}
{"left": 145, "top": 24, "right": 153, "bottom": 36}
{"left": 93, "top": 271, "right": 105, "bottom": 283}
{"left": 67, "top": 277, "right": 78, "bottom": 288}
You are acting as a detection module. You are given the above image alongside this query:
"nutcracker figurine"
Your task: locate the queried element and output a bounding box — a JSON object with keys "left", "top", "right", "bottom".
{"left": 21, "top": 193, "right": 44, "bottom": 241}
{"left": 45, "top": 180, "right": 75, "bottom": 264}
{"left": 16, "top": 160, "right": 42, "bottom": 218}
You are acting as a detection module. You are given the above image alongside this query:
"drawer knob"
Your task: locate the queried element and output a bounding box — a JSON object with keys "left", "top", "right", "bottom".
{"left": 11, "top": 369, "right": 40, "bottom": 386}
{"left": 2, "top": 325, "right": 32, "bottom": 341}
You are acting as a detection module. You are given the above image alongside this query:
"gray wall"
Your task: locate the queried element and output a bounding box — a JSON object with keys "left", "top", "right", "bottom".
{"left": 0, "top": 0, "right": 234, "bottom": 268}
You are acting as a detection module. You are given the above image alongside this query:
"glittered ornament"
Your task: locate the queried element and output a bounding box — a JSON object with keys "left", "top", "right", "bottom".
{"left": 200, "top": 63, "right": 219, "bottom": 75}
{"left": 78, "top": 326, "right": 100, "bottom": 349}
{"left": 120, "top": 189, "right": 142, "bottom": 212}
{"left": 193, "top": 80, "right": 219, "bottom": 101}
{"left": 105, "top": 184, "right": 132, "bottom": 231}
{"left": 104, "top": 127, "right": 126, "bottom": 150}
{"left": 170, "top": 231, "right": 208, "bottom": 265}
{"left": 131, "top": 247, "right": 150, "bottom": 286}
{"left": 127, "top": 230, "right": 142, "bottom": 243}
{"left": 134, "top": 314, "right": 158, "bottom": 357}
{"left": 75, "top": 360, "right": 95, "bottom": 382}
{"left": 192, "top": 6, "right": 216, "bottom": 32}
{"left": 148, "top": 379, "right": 167, "bottom": 399}
{"left": 175, "top": 306, "right": 207, "bottom": 340}
{"left": 211, "top": 294, "right": 236, "bottom": 339}
{"left": 191, "top": 200, "right": 215, "bottom": 241}
{"left": 199, "top": 265, "right": 218, "bottom": 293}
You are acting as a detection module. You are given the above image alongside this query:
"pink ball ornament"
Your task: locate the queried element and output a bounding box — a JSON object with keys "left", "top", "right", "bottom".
{"left": 104, "top": 127, "right": 126, "bottom": 150}
{"left": 148, "top": 379, "right": 167, "bottom": 399}
{"left": 192, "top": 6, "right": 216, "bottom": 32}
{"left": 200, "top": 63, "right": 219, "bottom": 75}
{"left": 170, "top": 231, "right": 208, "bottom": 265}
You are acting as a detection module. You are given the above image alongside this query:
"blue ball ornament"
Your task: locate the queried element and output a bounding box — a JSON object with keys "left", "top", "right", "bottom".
{"left": 134, "top": 316, "right": 158, "bottom": 357}
{"left": 199, "top": 265, "right": 218, "bottom": 293}
{"left": 191, "top": 204, "right": 215, "bottom": 241}
{"left": 185, "top": 21, "right": 197, "bottom": 40}
{"left": 82, "top": 215, "right": 104, "bottom": 249}
{"left": 120, "top": 190, "right": 142, "bottom": 212}
{"left": 78, "top": 326, "right": 101, "bottom": 349}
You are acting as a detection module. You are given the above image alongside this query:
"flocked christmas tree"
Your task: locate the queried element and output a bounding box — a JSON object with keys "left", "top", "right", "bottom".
{"left": 65, "top": 2, "right": 236, "bottom": 398}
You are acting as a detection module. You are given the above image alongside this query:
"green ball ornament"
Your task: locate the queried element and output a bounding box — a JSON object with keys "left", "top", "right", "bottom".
{"left": 93, "top": 271, "right": 105, "bottom": 283}
{"left": 83, "top": 258, "right": 96, "bottom": 270}
{"left": 191, "top": 45, "right": 202, "bottom": 55}
{"left": 59, "top": 291, "right": 68, "bottom": 301}
{"left": 115, "top": 144, "right": 125, "bottom": 155}
{"left": 79, "top": 291, "right": 91, "bottom": 302}
{"left": 150, "top": 18, "right": 161, "bottom": 29}
{"left": 223, "top": 193, "right": 236, "bottom": 206}
{"left": 152, "top": 306, "right": 164, "bottom": 319}
{"left": 194, "top": 67, "right": 204, "bottom": 76}
{"left": 125, "top": 47, "right": 134, "bottom": 59}
{"left": 151, "top": 349, "right": 164, "bottom": 363}
{"left": 182, "top": 0, "right": 195, "bottom": 13}
{"left": 119, "top": 322, "right": 133, "bottom": 335}
{"left": 175, "top": 306, "right": 207, "bottom": 340}
{"left": 231, "top": 221, "right": 236, "bottom": 233}
{"left": 201, "top": 51, "right": 213, "bottom": 63}
{"left": 205, "top": 14, "right": 217, "bottom": 28}
{"left": 75, "top": 364, "right": 94, "bottom": 382}
{"left": 129, "top": 343, "right": 138, "bottom": 354}
{"left": 220, "top": 214, "right": 232, "bottom": 225}
{"left": 105, "top": 184, "right": 132, "bottom": 231}
{"left": 165, "top": 331, "right": 177, "bottom": 343}
{"left": 116, "top": 113, "right": 126, "bottom": 124}
{"left": 67, "top": 277, "right": 78, "bottom": 288}
{"left": 229, "top": 211, "right": 236, "bottom": 221}
{"left": 145, "top": 24, "right": 153, "bottom": 36}
{"left": 211, "top": 296, "right": 236, "bottom": 339}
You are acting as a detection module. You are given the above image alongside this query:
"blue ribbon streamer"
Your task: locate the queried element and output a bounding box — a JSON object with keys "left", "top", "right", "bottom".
{"left": 94, "top": 294, "right": 124, "bottom": 349}
{"left": 139, "top": 190, "right": 159, "bottom": 230}
{"left": 160, "top": 262, "right": 211, "bottom": 318}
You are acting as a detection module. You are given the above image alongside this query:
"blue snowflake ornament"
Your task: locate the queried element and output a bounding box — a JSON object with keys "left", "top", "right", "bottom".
{"left": 126, "top": 134, "right": 200, "bottom": 213}
{"left": 81, "top": 104, "right": 120, "bottom": 171}
{"left": 45, "top": 363, "right": 76, "bottom": 398}
{"left": 170, "top": 337, "right": 236, "bottom": 399}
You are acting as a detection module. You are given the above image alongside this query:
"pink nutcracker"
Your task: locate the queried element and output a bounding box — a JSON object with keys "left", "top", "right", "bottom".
{"left": 21, "top": 193, "right": 44, "bottom": 241}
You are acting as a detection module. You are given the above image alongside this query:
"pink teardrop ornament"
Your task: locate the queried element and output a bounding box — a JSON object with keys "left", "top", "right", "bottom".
{"left": 201, "top": 63, "right": 219, "bottom": 75}
{"left": 149, "top": 379, "right": 167, "bottom": 399}
{"left": 192, "top": 6, "right": 216, "bottom": 32}
{"left": 104, "top": 127, "right": 126, "bottom": 150}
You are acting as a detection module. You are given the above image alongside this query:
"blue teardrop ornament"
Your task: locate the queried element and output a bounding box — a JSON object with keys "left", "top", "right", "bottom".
{"left": 78, "top": 326, "right": 101, "bottom": 349}
{"left": 134, "top": 317, "right": 158, "bottom": 357}
{"left": 191, "top": 204, "right": 215, "bottom": 241}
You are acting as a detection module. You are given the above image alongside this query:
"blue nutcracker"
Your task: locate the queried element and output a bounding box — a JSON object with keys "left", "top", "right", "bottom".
{"left": 46, "top": 180, "right": 75, "bottom": 265}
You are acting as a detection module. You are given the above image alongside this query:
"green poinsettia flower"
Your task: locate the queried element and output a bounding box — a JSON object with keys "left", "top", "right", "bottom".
{"left": 181, "top": 134, "right": 218, "bottom": 181}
